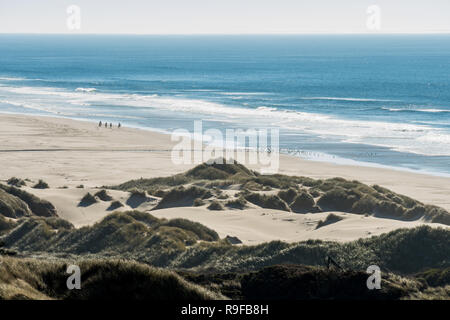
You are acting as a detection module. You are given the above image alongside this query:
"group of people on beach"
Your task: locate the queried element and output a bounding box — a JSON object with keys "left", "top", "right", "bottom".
{"left": 98, "top": 121, "right": 121, "bottom": 129}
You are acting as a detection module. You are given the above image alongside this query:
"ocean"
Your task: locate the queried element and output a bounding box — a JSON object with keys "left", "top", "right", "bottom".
{"left": 0, "top": 34, "right": 449, "bottom": 176}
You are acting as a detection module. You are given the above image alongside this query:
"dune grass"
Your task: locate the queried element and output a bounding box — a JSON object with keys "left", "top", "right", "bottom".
{"left": 107, "top": 200, "right": 124, "bottom": 211}
{"left": 111, "top": 160, "right": 450, "bottom": 224}
{"left": 207, "top": 200, "right": 224, "bottom": 211}
{"left": 78, "top": 192, "right": 97, "bottom": 207}
{"left": 2, "top": 160, "right": 450, "bottom": 300}
{"left": 225, "top": 197, "right": 248, "bottom": 210}
{"left": 0, "top": 188, "right": 31, "bottom": 218}
{"left": 3, "top": 207, "right": 449, "bottom": 275}
{"left": 244, "top": 192, "right": 290, "bottom": 211}
{"left": 316, "top": 213, "right": 344, "bottom": 229}
{"left": 0, "top": 257, "right": 225, "bottom": 300}
{"left": 415, "top": 268, "right": 450, "bottom": 287}
{"left": 240, "top": 264, "right": 422, "bottom": 300}
{"left": 0, "top": 184, "right": 56, "bottom": 217}
{"left": 32, "top": 179, "right": 49, "bottom": 189}
{"left": 0, "top": 215, "right": 18, "bottom": 235}
{"left": 94, "top": 189, "right": 113, "bottom": 201}
{"left": 6, "top": 177, "right": 26, "bottom": 188}
{"left": 153, "top": 186, "right": 212, "bottom": 210}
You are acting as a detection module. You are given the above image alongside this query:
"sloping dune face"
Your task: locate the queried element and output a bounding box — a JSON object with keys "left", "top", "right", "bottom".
{"left": 113, "top": 159, "right": 450, "bottom": 225}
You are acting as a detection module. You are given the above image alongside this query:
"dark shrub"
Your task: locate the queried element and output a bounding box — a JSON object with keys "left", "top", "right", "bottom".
{"left": 193, "top": 198, "right": 205, "bottom": 207}
{"left": 225, "top": 197, "right": 248, "bottom": 210}
{"left": 0, "top": 188, "right": 31, "bottom": 218}
{"left": 79, "top": 193, "right": 98, "bottom": 207}
{"left": 0, "top": 184, "right": 57, "bottom": 217}
{"left": 415, "top": 268, "right": 450, "bottom": 287}
{"left": 7, "top": 177, "right": 26, "bottom": 187}
{"left": 424, "top": 205, "right": 450, "bottom": 225}
{"left": 153, "top": 186, "right": 213, "bottom": 210}
{"left": 404, "top": 205, "right": 426, "bottom": 220}
{"left": 316, "top": 213, "right": 344, "bottom": 229}
{"left": 225, "top": 235, "right": 242, "bottom": 245}
{"left": 290, "top": 192, "right": 315, "bottom": 213}
{"left": 309, "top": 189, "right": 321, "bottom": 198}
{"left": 317, "top": 187, "right": 359, "bottom": 212}
{"left": 277, "top": 188, "right": 298, "bottom": 204}
{"left": 244, "top": 193, "right": 290, "bottom": 211}
{"left": 33, "top": 179, "right": 49, "bottom": 189}
{"left": 165, "top": 218, "right": 219, "bottom": 241}
{"left": 94, "top": 189, "right": 113, "bottom": 201}
{"left": 107, "top": 201, "right": 124, "bottom": 211}
{"left": 241, "top": 265, "right": 409, "bottom": 300}
{"left": 351, "top": 195, "right": 377, "bottom": 214}
{"left": 375, "top": 200, "right": 406, "bottom": 218}
{"left": 0, "top": 215, "right": 18, "bottom": 234}
{"left": 207, "top": 201, "right": 224, "bottom": 211}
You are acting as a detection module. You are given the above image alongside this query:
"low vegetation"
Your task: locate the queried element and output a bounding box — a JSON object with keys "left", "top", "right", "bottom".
{"left": 32, "top": 179, "right": 49, "bottom": 189}
{"left": 78, "top": 192, "right": 98, "bottom": 207}
{"left": 2, "top": 160, "right": 450, "bottom": 300}
{"left": 225, "top": 197, "right": 248, "bottom": 210}
{"left": 107, "top": 200, "right": 124, "bottom": 211}
{"left": 0, "top": 188, "right": 31, "bottom": 218}
{"left": 0, "top": 215, "right": 18, "bottom": 235}
{"left": 240, "top": 264, "right": 426, "bottom": 300}
{"left": 316, "top": 213, "right": 344, "bottom": 229}
{"left": 110, "top": 160, "right": 450, "bottom": 224}
{"left": 6, "top": 177, "right": 26, "bottom": 187}
{"left": 0, "top": 257, "right": 224, "bottom": 300}
{"left": 0, "top": 184, "right": 57, "bottom": 217}
{"left": 290, "top": 192, "right": 318, "bottom": 213}
{"left": 2, "top": 206, "right": 449, "bottom": 275}
{"left": 207, "top": 200, "right": 224, "bottom": 211}
{"left": 94, "top": 189, "right": 113, "bottom": 201}
{"left": 415, "top": 268, "right": 450, "bottom": 287}
{"left": 244, "top": 193, "right": 290, "bottom": 211}
{"left": 153, "top": 186, "right": 212, "bottom": 210}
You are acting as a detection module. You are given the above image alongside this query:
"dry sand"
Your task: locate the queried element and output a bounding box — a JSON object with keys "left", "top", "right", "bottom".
{"left": 1, "top": 113, "right": 449, "bottom": 243}
{"left": 153, "top": 207, "right": 448, "bottom": 244}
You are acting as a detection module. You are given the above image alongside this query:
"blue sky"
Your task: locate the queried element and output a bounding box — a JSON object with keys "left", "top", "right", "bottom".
{"left": 1, "top": 0, "right": 449, "bottom": 34}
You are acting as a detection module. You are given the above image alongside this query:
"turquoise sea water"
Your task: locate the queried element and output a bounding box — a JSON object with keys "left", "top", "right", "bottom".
{"left": 0, "top": 34, "right": 449, "bottom": 175}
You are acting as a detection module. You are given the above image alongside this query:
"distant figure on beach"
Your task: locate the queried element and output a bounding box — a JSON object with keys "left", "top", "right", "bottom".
{"left": 110, "top": 123, "right": 112, "bottom": 128}
{"left": 99, "top": 121, "right": 102, "bottom": 127}
{"left": 105, "top": 122, "right": 108, "bottom": 128}
{"left": 118, "top": 122, "right": 121, "bottom": 128}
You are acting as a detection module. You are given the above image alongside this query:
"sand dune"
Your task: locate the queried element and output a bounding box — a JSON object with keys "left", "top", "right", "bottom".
{"left": 153, "top": 207, "right": 447, "bottom": 244}
{"left": 1, "top": 113, "right": 449, "bottom": 243}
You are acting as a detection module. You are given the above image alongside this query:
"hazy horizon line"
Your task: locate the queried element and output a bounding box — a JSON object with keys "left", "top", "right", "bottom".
{"left": 1, "top": 32, "right": 450, "bottom": 36}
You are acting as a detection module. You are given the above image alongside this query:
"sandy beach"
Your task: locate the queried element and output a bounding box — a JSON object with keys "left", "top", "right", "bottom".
{"left": 1, "top": 113, "right": 449, "bottom": 243}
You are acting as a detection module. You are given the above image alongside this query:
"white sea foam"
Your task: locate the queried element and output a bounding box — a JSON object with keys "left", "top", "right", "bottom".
{"left": 1, "top": 84, "right": 450, "bottom": 156}
{"left": 256, "top": 106, "right": 277, "bottom": 112}
{"left": 382, "top": 107, "right": 403, "bottom": 112}
{"left": 183, "top": 89, "right": 219, "bottom": 92}
{"left": 382, "top": 107, "right": 450, "bottom": 113}
{"left": 417, "top": 108, "right": 450, "bottom": 113}
{"left": 75, "top": 87, "right": 97, "bottom": 93}
{"left": 301, "top": 97, "right": 397, "bottom": 102}
{"left": 0, "top": 77, "right": 26, "bottom": 81}
{"left": 218, "top": 92, "right": 269, "bottom": 96}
